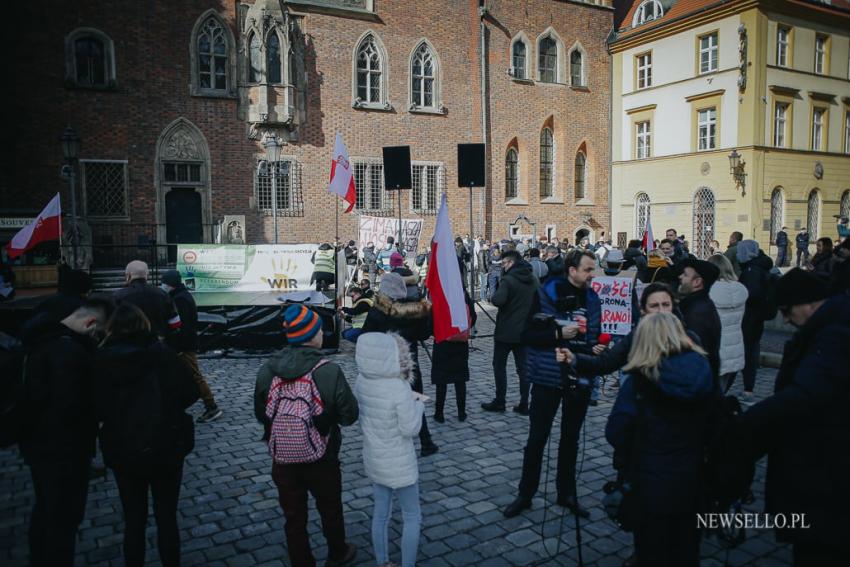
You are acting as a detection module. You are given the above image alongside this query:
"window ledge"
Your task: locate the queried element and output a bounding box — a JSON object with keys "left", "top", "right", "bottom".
{"left": 575, "top": 198, "right": 595, "bottom": 206}
{"left": 88, "top": 216, "right": 131, "bottom": 223}
{"left": 191, "top": 89, "right": 238, "bottom": 100}
{"left": 352, "top": 100, "right": 394, "bottom": 112}
{"left": 408, "top": 104, "right": 446, "bottom": 115}
{"left": 412, "top": 209, "right": 439, "bottom": 215}
{"left": 570, "top": 85, "right": 590, "bottom": 92}
{"left": 511, "top": 77, "right": 534, "bottom": 85}
{"left": 535, "top": 80, "right": 567, "bottom": 87}
{"left": 540, "top": 197, "right": 564, "bottom": 204}
{"left": 505, "top": 197, "right": 528, "bottom": 205}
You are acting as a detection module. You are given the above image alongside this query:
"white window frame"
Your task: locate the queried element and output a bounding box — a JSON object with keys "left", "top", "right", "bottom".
{"left": 353, "top": 32, "right": 389, "bottom": 109}
{"left": 637, "top": 52, "right": 652, "bottom": 89}
{"left": 409, "top": 40, "right": 441, "bottom": 112}
{"left": 410, "top": 162, "right": 443, "bottom": 214}
{"left": 80, "top": 159, "right": 130, "bottom": 219}
{"left": 698, "top": 108, "right": 717, "bottom": 151}
{"left": 776, "top": 26, "right": 789, "bottom": 68}
{"left": 510, "top": 35, "right": 530, "bottom": 80}
{"left": 636, "top": 121, "right": 651, "bottom": 159}
{"left": 536, "top": 29, "right": 563, "bottom": 84}
{"left": 699, "top": 32, "right": 719, "bottom": 74}
{"left": 568, "top": 44, "right": 585, "bottom": 87}
{"left": 774, "top": 102, "right": 788, "bottom": 147}
{"left": 812, "top": 108, "right": 825, "bottom": 151}
{"left": 815, "top": 35, "right": 827, "bottom": 75}
{"left": 633, "top": 0, "right": 664, "bottom": 26}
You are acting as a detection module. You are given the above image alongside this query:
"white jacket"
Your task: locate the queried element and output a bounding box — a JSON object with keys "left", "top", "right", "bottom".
{"left": 354, "top": 332, "right": 424, "bottom": 489}
{"left": 709, "top": 280, "right": 748, "bottom": 375}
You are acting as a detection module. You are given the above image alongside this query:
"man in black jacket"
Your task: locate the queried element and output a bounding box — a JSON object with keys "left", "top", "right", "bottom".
{"left": 736, "top": 240, "right": 774, "bottom": 401}
{"left": 482, "top": 250, "right": 539, "bottom": 413}
{"left": 722, "top": 270, "right": 850, "bottom": 566}
{"left": 114, "top": 260, "right": 181, "bottom": 341}
{"left": 678, "top": 258, "right": 721, "bottom": 378}
{"left": 775, "top": 226, "right": 789, "bottom": 267}
{"left": 160, "top": 270, "right": 222, "bottom": 423}
{"left": 20, "top": 297, "right": 113, "bottom": 567}
{"left": 795, "top": 228, "right": 810, "bottom": 267}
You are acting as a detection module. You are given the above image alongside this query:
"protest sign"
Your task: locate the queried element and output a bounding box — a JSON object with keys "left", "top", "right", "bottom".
{"left": 358, "top": 215, "right": 423, "bottom": 255}
{"left": 590, "top": 275, "right": 634, "bottom": 335}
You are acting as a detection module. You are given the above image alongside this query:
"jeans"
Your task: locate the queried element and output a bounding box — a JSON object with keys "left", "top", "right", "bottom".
{"left": 518, "top": 383, "right": 590, "bottom": 500}
{"left": 177, "top": 351, "right": 216, "bottom": 409}
{"left": 796, "top": 247, "right": 809, "bottom": 267}
{"left": 477, "top": 272, "right": 488, "bottom": 301}
{"left": 113, "top": 463, "right": 184, "bottom": 567}
{"left": 493, "top": 340, "right": 528, "bottom": 406}
{"left": 272, "top": 459, "right": 349, "bottom": 567}
{"left": 776, "top": 246, "right": 788, "bottom": 268}
{"left": 342, "top": 328, "right": 363, "bottom": 343}
{"left": 28, "top": 458, "right": 91, "bottom": 567}
{"left": 487, "top": 272, "right": 500, "bottom": 301}
{"left": 371, "top": 483, "right": 421, "bottom": 567}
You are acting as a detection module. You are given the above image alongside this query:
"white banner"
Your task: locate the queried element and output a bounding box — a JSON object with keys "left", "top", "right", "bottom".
{"left": 358, "top": 215, "right": 423, "bottom": 255}
{"left": 590, "top": 275, "right": 634, "bottom": 336}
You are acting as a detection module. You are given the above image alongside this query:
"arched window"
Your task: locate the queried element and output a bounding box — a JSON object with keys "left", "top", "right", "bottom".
{"left": 539, "top": 37, "right": 558, "bottom": 83}
{"left": 65, "top": 28, "right": 116, "bottom": 88}
{"left": 807, "top": 190, "right": 821, "bottom": 240}
{"left": 770, "top": 188, "right": 784, "bottom": 242}
{"left": 267, "top": 33, "right": 282, "bottom": 84}
{"left": 355, "top": 34, "right": 384, "bottom": 105}
{"left": 841, "top": 190, "right": 850, "bottom": 219}
{"left": 633, "top": 0, "right": 664, "bottom": 26}
{"left": 506, "top": 148, "right": 519, "bottom": 199}
{"left": 574, "top": 152, "right": 586, "bottom": 200}
{"left": 512, "top": 40, "right": 527, "bottom": 79}
{"left": 540, "top": 128, "right": 554, "bottom": 198}
{"left": 411, "top": 42, "right": 437, "bottom": 109}
{"left": 197, "top": 17, "right": 228, "bottom": 91}
{"left": 692, "top": 187, "right": 716, "bottom": 258}
{"left": 635, "top": 193, "right": 651, "bottom": 239}
{"left": 248, "top": 33, "right": 262, "bottom": 83}
{"left": 570, "top": 50, "right": 583, "bottom": 86}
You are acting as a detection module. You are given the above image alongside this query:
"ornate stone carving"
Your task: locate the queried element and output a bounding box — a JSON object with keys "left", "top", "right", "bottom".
{"left": 164, "top": 129, "right": 201, "bottom": 159}
{"left": 737, "top": 24, "right": 748, "bottom": 93}
{"left": 814, "top": 161, "right": 824, "bottom": 179}
{"left": 701, "top": 162, "right": 710, "bottom": 176}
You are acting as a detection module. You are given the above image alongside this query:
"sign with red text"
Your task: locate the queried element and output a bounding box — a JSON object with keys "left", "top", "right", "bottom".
{"left": 358, "top": 215, "right": 423, "bottom": 255}
{"left": 590, "top": 275, "right": 633, "bottom": 336}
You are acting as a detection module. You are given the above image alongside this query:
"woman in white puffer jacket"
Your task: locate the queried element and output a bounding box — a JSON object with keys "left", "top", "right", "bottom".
{"left": 355, "top": 332, "right": 424, "bottom": 567}
{"left": 707, "top": 254, "right": 748, "bottom": 392}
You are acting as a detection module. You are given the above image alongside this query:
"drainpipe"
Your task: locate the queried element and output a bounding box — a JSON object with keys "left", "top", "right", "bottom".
{"left": 479, "top": 2, "right": 490, "bottom": 240}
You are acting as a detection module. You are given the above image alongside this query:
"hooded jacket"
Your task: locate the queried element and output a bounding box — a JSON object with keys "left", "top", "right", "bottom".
{"left": 739, "top": 251, "right": 774, "bottom": 337}
{"left": 254, "top": 346, "right": 358, "bottom": 462}
{"left": 679, "top": 289, "right": 721, "bottom": 378}
{"left": 361, "top": 294, "right": 432, "bottom": 346}
{"left": 168, "top": 283, "right": 199, "bottom": 352}
{"left": 606, "top": 351, "right": 715, "bottom": 516}
{"left": 708, "top": 280, "right": 748, "bottom": 375}
{"left": 491, "top": 259, "right": 539, "bottom": 343}
{"left": 354, "top": 333, "right": 424, "bottom": 489}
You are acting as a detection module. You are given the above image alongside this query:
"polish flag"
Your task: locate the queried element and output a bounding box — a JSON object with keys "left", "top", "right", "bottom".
{"left": 425, "top": 193, "right": 469, "bottom": 342}
{"left": 327, "top": 133, "right": 356, "bottom": 213}
{"left": 5, "top": 193, "right": 62, "bottom": 259}
{"left": 641, "top": 216, "right": 655, "bottom": 252}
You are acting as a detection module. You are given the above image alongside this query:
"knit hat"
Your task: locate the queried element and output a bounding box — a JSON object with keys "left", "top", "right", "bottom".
{"left": 681, "top": 258, "right": 720, "bottom": 288}
{"left": 390, "top": 251, "right": 404, "bottom": 268}
{"left": 775, "top": 268, "right": 830, "bottom": 308}
{"left": 57, "top": 265, "right": 92, "bottom": 296}
{"left": 283, "top": 304, "right": 323, "bottom": 345}
{"left": 379, "top": 272, "right": 408, "bottom": 300}
{"left": 736, "top": 239, "right": 760, "bottom": 264}
{"left": 161, "top": 269, "right": 182, "bottom": 287}
{"left": 604, "top": 249, "right": 624, "bottom": 266}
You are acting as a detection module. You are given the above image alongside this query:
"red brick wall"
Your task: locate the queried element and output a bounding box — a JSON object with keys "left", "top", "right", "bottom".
{"left": 4, "top": 0, "right": 612, "bottom": 249}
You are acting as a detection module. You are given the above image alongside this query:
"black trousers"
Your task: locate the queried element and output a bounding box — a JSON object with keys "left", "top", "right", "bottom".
{"left": 28, "top": 458, "right": 91, "bottom": 567}
{"left": 435, "top": 382, "right": 467, "bottom": 416}
{"left": 493, "top": 340, "right": 529, "bottom": 406}
{"left": 634, "top": 514, "right": 701, "bottom": 567}
{"left": 410, "top": 345, "right": 433, "bottom": 445}
{"left": 113, "top": 462, "right": 184, "bottom": 567}
{"left": 741, "top": 319, "right": 764, "bottom": 393}
{"left": 518, "top": 383, "right": 590, "bottom": 500}
{"left": 792, "top": 541, "right": 846, "bottom": 566}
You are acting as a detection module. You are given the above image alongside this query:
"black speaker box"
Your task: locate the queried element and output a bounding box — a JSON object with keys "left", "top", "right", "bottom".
{"left": 457, "top": 143, "right": 486, "bottom": 187}
{"left": 382, "top": 146, "right": 412, "bottom": 190}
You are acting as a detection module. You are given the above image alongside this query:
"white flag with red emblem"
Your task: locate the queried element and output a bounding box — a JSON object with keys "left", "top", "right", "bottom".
{"left": 5, "top": 193, "right": 62, "bottom": 258}
{"left": 327, "top": 133, "right": 356, "bottom": 213}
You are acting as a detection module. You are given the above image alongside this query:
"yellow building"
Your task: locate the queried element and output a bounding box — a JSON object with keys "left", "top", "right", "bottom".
{"left": 609, "top": 0, "right": 850, "bottom": 259}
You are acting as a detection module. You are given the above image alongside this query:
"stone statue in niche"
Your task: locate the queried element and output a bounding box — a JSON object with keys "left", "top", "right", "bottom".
{"left": 165, "top": 130, "right": 200, "bottom": 160}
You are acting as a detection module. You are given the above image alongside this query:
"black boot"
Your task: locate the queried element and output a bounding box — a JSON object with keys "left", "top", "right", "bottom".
{"left": 434, "top": 385, "right": 446, "bottom": 423}
{"left": 481, "top": 399, "right": 506, "bottom": 412}
{"left": 503, "top": 496, "right": 532, "bottom": 518}
{"left": 456, "top": 382, "right": 467, "bottom": 421}
{"left": 557, "top": 494, "right": 590, "bottom": 519}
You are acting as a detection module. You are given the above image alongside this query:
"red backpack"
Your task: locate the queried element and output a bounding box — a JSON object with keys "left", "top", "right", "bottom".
{"left": 265, "top": 360, "right": 329, "bottom": 464}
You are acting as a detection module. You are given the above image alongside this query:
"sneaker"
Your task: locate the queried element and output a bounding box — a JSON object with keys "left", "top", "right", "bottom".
{"left": 512, "top": 403, "right": 529, "bottom": 415}
{"left": 481, "top": 400, "right": 506, "bottom": 412}
{"left": 325, "top": 544, "right": 357, "bottom": 567}
{"left": 197, "top": 406, "right": 223, "bottom": 423}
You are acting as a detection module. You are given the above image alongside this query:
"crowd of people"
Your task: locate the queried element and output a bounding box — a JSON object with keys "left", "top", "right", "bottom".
{"left": 4, "top": 216, "right": 849, "bottom": 567}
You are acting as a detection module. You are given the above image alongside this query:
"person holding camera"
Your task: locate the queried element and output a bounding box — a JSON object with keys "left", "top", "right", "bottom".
{"left": 503, "top": 250, "right": 600, "bottom": 519}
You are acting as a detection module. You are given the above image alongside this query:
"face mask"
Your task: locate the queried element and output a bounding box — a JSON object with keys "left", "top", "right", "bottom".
{"left": 160, "top": 283, "right": 172, "bottom": 292}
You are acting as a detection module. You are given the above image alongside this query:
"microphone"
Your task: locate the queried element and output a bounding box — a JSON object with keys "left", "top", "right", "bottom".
{"left": 599, "top": 333, "right": 612, "bottom": 346}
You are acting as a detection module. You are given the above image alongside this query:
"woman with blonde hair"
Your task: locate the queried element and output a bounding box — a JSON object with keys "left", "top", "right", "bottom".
{"left": 706, "top": 254, "right": 748, "bottom": 392}
{"left": 606, "top": 312, "right": 715, "bottom": 567}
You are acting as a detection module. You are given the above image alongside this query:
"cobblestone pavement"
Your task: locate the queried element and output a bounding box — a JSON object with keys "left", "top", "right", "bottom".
{"left": 1, "top": 305, "right": 792, "bottom": 566}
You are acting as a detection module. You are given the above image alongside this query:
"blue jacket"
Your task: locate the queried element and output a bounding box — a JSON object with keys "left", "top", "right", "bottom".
{"left": 606, "top": 351, "right": 714, "bottom": 516}
{"left": 523, "top": 277, "right": 601, "bottom": 389}
{"left": 775, "top": 230, "right": 788, "bottom": 247}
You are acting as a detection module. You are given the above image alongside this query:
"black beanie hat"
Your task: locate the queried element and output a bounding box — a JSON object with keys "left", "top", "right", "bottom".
{"left": 775, "top": 268, "right": 829, "bottom": 308}
{"left": 161, "top": 269, "right": 182, "bottom": 287}
{"left": 681, "top": 258, "right": 720, "bottom": 288}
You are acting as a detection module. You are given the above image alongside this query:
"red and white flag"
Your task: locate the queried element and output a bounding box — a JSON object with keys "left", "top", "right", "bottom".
{"left": 5, "top": 193, "right": 62, "bottom": 259}
{"left": 327, "top": 133, "right": 356, "bottom": 213}
{"left": 641, "top": 216, "right": 655, "bottom": 252}
{"left": 425, "top": 193, "right": 469, "bottom": 343}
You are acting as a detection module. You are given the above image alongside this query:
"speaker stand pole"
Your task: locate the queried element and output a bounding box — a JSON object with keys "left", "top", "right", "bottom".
{"left": 397, "top": 187, "right": 403, "bottom": 255}
{"left": 468, "top": 184, "right": 475, "bottom": 298}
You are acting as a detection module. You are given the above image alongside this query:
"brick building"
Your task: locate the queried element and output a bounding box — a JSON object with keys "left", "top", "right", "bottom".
{"left": 4, "top": 0, "right": 613, "bottom": 267}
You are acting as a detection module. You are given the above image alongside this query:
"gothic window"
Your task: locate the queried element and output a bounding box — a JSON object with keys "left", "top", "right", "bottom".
{"left": 807, "top": 190, "right": 820, "bottom": 239}
{"left": 411, "top": 42, "right": 438, "bottom": 110}
{"left": 770, "top": 188, "right": 784, "bottom": 242}
{"left": 635, "top": 193, "right": 651, "bottom": 239}
{"left": 538, "top": 37, "right": 558, "bottom": 83}
{"left": 65, "top": 28, "right": 116, "bottom": 88}
{"left": 197, "top": 17, "right": 227, "bottom": 90}
{"left": 511, "top": 38, "right": 527, "bottom": 79}
{"left": 505, "top": 148, "right": 518, "bottom": 199}
{"left": 81, "top": 160, "right": 128, "bottom": 218}
{"left": 267, "top": 33, "right": 282, "bottom": 84}
{"left": 539, "top": 127, "right": 554, "bottom": 198}
{"left": 692, "top": 187, "right": 716, "bottom": 258}
{"left": 574, "top": 151, "right": 587, "bottom": 200}
{"left": 355, "top": 34, "right": 385, "bottom": 106}
{"left": 570, "top": 49, "right": 584, "bottom": 86}
{"left": 248, "top": 33, "right": 262, "bottom": 83}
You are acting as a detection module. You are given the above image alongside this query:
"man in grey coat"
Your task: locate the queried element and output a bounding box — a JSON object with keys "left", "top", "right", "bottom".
{"left": 482, "top": 250, "right": 539, "bottom": 414}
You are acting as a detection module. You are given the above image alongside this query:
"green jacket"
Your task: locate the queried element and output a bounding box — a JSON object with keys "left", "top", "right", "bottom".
{"left": 255, "top": 346, "right": 358, "bottom": 462}
{"left": 491, "top": 260, "right": 539, "bottom": 343}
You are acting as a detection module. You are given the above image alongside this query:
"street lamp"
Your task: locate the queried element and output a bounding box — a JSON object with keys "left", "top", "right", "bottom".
{"left": 59, "top": 126, "right": 81, "bottom": 267}
{"left": 263, "top": 133, "right": 282, "bottom": 244}
{"left": 728, "top": 149, "right": 747, "bottom": 195}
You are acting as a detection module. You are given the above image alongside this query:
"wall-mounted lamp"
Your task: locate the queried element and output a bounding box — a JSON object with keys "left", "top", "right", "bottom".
{"left": 728, "top": 149, "right": 747, "bottom": 195}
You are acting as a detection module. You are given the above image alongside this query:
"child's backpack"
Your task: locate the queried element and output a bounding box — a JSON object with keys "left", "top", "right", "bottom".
{"left": 266, "top": 360, "right": 329, "bottom": 464}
